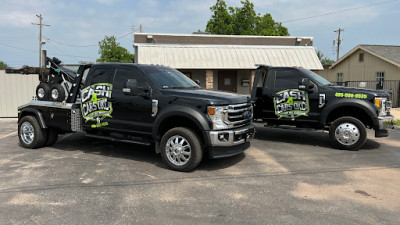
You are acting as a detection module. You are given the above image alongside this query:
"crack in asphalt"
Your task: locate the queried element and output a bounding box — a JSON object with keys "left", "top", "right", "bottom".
{"left": 0, "top": 164, "right": 398, "bottom": 194}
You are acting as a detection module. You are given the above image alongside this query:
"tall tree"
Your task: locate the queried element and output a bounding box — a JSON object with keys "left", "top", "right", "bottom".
{"left": 97, "top": 36, "right": 135, "bottom": 63}
{"left": 206, "top": 0, "right": 289, "bottom": 36}
{"left": 0, "top": 60, "right": 7, "bottom": 69}
{"left": 205, "top": 0, "right": 234, "bottom": 34}
{"left": 317, "top": 50, "right": 335, "bottom": 66}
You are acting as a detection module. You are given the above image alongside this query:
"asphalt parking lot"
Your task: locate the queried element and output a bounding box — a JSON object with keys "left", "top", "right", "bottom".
{"left": 0, "top": 118, "right": 399, "bottom": 225}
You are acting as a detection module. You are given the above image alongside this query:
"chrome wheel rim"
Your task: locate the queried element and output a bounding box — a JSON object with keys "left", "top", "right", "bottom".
{"left": 335, "top": 122, "right": 360, "bottom": 146}
{"left": 37, "top": 88, "right": 45, "bottom": 98}
{"left": 166, "top": 135, "right": 191, "bottom": 166}
{"left": 20, "top": 121, "right": 34, "bottom": 145}
{"left": 51, "top": 89, "right": 59, "bottom": 100}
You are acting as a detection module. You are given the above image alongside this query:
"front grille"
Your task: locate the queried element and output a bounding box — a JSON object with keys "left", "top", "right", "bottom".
{"left": 227, "top": 103, "right": 252, "bottom": 127}
{"left": 385, "top": 100, "right": 392, "bottom": 112}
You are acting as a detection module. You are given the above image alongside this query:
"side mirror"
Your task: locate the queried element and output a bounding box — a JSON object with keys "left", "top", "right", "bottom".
{"left": 194, "top": 79, "right": 200, "bottom": 85}
{"left": 299, "top": 78, "right": 314, "bottom": 92}
{"left": 123, "top": 79, "right": 151, "bottom": 98}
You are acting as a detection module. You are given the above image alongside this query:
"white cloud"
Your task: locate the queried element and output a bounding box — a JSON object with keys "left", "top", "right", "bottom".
{"left": 0, "top": 11, "right": 35, "bottom": 28}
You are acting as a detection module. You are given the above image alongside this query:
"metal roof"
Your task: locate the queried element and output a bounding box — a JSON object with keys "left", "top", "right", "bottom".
{"left": 330, "top": 45, "right": 400, "bottom": 69}
{"left": 137, "top": 32, "right": 314, "bottom": 40}
{"left": 135, "top": 44, "right": 323, "bottom": 70}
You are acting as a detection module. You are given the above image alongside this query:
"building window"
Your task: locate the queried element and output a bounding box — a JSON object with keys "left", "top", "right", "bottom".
{"left": 376, "top": 72, "right": 384, "bottom": 89}
{"left": 337, "top": 73, "right": 343, "bottom": 84}
{"left": 359, "top": 52, "right": 364, "bottom": 62}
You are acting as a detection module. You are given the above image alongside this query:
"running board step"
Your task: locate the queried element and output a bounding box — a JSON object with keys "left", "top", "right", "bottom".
{"left": 85, "top": 134, "right": 152, "bottom": 146}
{"left": 264, "top": 124, "right": 316, "bottom": 132}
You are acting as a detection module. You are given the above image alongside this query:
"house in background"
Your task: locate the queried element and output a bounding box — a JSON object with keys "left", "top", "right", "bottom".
{"left": 317, "top": 45, "right": 400, "bottom": 107}
{"left": 134, "top": 33, "right": 323, "bottom": 95}
{"left": 320, "top": 45, "right": 400, "bottom": 83}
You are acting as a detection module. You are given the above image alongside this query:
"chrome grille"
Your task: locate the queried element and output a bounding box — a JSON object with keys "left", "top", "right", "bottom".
{"left": 226, "top": 103, "right": 252, "bottom": 127}
{"left": 385, "top": 100, "right": 392, "bottom": 112}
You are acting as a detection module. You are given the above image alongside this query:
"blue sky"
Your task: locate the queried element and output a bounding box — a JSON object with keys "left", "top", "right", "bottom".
{"left": 0, "top": 0, "right": 399, "bottom": 66}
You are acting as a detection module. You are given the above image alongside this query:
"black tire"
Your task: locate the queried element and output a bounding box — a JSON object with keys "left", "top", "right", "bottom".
{"left": 49, "top": 83, "right": 65, "bottom": 102}
{"left": 36, "top": 83, "right": 50, "bottom": 101}
{"left": 18, "top": 116, "right": 47, "bottom": 149}
{"left": 329, "top": 116, "right": 367, "bottom": 151}
{"left": 45, "top": 128, "right": 58, "bottom": 147}
{"left": 160, "top": 127, "right": 203, "bottom": 172}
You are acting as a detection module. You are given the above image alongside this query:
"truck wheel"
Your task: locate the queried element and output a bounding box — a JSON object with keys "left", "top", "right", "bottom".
{"left": 45, "top": 128, "right": 58, "bottom": 146}
{"left": 49, "top": 84, "right": 65, "bottom": 102}
{"left": 160, "top": 127, "right": 203, "bottom": 172}
{"left": 329, "top": 116, "right": 367, "bottom": 151}
{"left": 36, "top": 83, "right": 50, "bottom": 101}
{"left": 18, "top": 116, "right": 47, "bottom": 149}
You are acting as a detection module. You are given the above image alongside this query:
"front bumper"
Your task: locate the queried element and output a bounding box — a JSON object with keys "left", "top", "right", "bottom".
{"left": 374, "top": 115, "right": 394, "bottom": 137}
{"left": 207, "top": 124, "right": 255, "bottom": 159}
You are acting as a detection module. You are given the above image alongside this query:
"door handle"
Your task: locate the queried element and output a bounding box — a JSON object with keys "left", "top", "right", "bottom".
{"left": 108, "top": 97, "right": 116, "bottom": 103}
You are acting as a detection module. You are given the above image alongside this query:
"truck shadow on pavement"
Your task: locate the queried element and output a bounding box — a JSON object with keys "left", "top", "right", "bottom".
{"left": 254, "top": 127, "right": 381, "bottom": 151}
{"left": 51, "top": 132, "right": 244, "bottom": 171}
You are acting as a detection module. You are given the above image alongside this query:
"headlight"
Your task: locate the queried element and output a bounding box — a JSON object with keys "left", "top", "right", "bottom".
{"left": 208, "top": 106, "right": 229, "bottom": 130}
{"left": 374, "top": 97, "right": 387, "bottom": 116}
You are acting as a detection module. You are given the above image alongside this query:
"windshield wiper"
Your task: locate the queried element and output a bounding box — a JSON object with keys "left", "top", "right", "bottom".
{"left": 163, "top": 86, "right": 199, "bottom": 89}
{"left": 162, "top": 86, "right": 185, "bottom": 89}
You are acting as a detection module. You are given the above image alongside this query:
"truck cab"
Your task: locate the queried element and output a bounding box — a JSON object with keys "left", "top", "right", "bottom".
{"left": 251, "top": 65, "right": 393, "bottom": 150}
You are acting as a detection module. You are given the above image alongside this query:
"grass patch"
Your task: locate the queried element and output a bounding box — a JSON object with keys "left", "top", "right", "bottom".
{"left": 384, "top": 120, "right": 400, "bottom": 126}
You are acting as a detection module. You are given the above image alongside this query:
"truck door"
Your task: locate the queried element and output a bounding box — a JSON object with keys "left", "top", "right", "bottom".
{"left": 262, "top": 68, "right": 312, "bottom": 124}
{"left": 81, "top": 66, "right": 116, "bottom": 130}
{"left": 108, "top": 66, "right": 153, "bottom": 135}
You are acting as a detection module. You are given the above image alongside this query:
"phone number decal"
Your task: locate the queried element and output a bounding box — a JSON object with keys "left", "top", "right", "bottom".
{"left": 335, "top": 92, "right": 367, "bottom": 99}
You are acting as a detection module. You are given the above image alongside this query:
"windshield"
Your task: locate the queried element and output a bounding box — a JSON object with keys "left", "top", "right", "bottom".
{"left": 298, "top": 68, "right": 332, "bottom": 86}
{"left": 141, "top": 67, "right": 200, "bottom": 89}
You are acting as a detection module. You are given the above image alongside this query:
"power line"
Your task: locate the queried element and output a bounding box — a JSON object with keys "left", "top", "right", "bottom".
{"left": 46, "top": 41, "right": 97, "bottom": 60}
{"left": 44, "top": 30, "right": 137, "bottom": 48}
{"left": 0, "top": 43, "right": 38, "bottom": 53}
{"left": 281, "top": 0, "right": 399, "bottom": 23}
{"left": 0, "top": 42, "right": 96, "bottom": 61}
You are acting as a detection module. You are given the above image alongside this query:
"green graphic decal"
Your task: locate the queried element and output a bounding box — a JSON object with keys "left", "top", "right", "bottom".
{"left": 335, "top": 92, "right": 367, "bottom": 99}
{"left": 80, "top": 83, "right": 113, "bottom": 127}
{"left": 274, "top": 89, "right": 309, "bottom": 119}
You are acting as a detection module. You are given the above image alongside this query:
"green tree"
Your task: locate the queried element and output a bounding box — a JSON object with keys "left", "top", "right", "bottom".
{"left": 317, "top": 50, "right": 335, "bottom": 66}
{"left": 0, "top": 60, "right": 8, "bottom": 69}
{"left": 97, "top": 35, "right": 135, "bottom": 63}
{"left": 206, "top": 0, "right": 289, "bottom": 36}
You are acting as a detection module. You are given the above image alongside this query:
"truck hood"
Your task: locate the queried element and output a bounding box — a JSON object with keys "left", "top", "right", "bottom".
{"left": 329, "top": 86, "right": 392, "bottom": 98}
{"left": 160, "top": 88, "right": 250, "bottom": 105}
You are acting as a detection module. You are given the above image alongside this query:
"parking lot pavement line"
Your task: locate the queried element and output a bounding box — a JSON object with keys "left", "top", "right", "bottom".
{"left": 0, "top": 131, "right": 17, "bottom": 139}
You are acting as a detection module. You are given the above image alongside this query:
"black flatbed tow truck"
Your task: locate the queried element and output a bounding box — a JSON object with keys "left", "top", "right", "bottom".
{"left": 7, "top": 58, "right": 255, "bottom": 171}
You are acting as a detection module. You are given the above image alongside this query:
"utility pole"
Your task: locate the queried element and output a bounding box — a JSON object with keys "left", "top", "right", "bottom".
{"left": 334, "top": 28, "right": 344, "bottom": 61}
{"left": 140, "top": 24, "right": 143, "bottom": 33}
{"left": 31, "top": 14, "right": 50, "bottom": 68}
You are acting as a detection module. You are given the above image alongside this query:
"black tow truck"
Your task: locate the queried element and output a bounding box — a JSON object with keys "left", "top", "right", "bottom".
{"left": 8, "top": 58, "right": 255, "bottom": 171}
{"left": 251, "top": 65, "right": 393, "bottom": 150}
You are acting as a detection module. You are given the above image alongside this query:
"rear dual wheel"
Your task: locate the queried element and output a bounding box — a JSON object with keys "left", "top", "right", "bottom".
{"left": 18, "top": 116, "right": 59, "bottom": 149}
{"left": 19, "top": 116, "right": 47, "bottom": 148}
